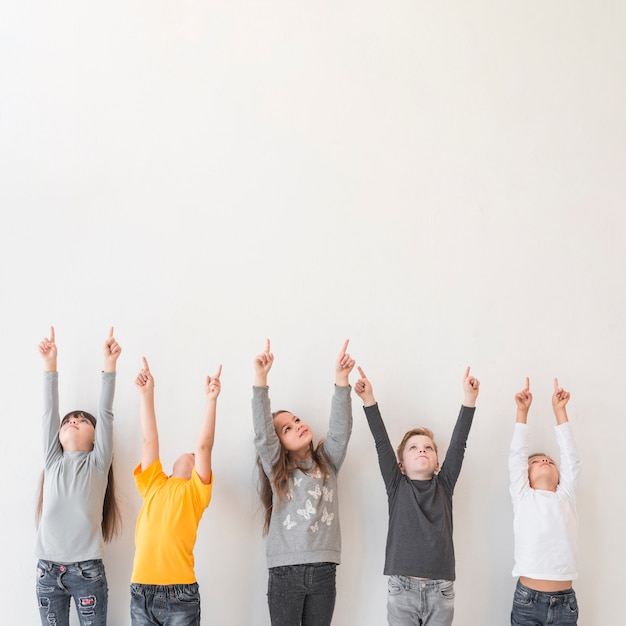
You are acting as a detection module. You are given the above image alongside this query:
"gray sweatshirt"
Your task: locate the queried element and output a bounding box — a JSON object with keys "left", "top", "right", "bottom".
{"left": 253, "top": 385, "right": 352, "bottom": 568}
{"left": 36, "top": 371, "right": 115, "bottom": 563}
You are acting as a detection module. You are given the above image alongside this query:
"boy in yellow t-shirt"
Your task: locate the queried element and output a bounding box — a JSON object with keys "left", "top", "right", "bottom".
{"left": 130, "top": 357, "right": 221, "bottom": 626}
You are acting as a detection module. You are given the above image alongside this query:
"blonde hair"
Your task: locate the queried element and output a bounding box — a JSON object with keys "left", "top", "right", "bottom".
{"left": 396, "top": 427, "right": 438, "bottom": 464}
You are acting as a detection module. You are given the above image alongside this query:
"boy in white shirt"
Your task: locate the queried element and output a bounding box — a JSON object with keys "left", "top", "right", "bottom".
{"left": 509, "top": 377, "right": 581, "bottom": 626}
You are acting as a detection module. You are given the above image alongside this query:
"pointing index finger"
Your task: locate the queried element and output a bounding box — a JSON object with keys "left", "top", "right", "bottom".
{"left": 108, "top": 326, "right": 114, "bottom": 339}
{"left": 357, "top": 366, "right": 367, "bottom": 379}
{"left": 464, "top": 366, "right": 470, "bottom": 380}
{"left": 49, "top": 326, "right": 55, "bottom": 342}
{"left": 213, "top": 364, "right": 223, "bottom": 379}
{"left": 340, "top": 339, "right": 349, "bottom": 355}
{"left": 142, "top": 357, "right": 150, "bottom": 371}
{"left": 554, "top": 377, "right": 560, "bottom": 391}
{"left": 524, "top": 377, "right": 530, "bottom": 391}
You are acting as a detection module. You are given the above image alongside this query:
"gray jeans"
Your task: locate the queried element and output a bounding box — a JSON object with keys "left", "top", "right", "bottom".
{"left": 387, "top": 576, "right": 454, "bottom": 626}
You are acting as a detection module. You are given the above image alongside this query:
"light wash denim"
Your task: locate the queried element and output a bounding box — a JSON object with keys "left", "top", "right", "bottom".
{"left": 267, "top": 562, "right": 337, "bottom": 626}
{"left": 387, "top": 575, "right": 455, "bottom": 626}
{"left": 511, "top": 579, "right": 578, "bottom": 626}
{"left": 36, "top": 559, "right": 108, "bottom": 626}
{"left": 130, "top": 582, "right": 201, "bottom": 626}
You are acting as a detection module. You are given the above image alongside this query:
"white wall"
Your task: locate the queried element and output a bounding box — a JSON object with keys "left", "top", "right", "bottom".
{"left": 2, "top": 1, "right": 625, "bottom": 624}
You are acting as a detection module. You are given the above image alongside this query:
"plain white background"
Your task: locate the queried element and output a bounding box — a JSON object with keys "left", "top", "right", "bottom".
{"left": 1, "top": 1, "right": 625, "bottom": 624}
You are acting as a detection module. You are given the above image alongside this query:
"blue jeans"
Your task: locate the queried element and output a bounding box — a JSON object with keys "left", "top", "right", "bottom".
{"left": 36, "top": 559, "right": 108, "bottom": 626}
{"left": 130, "top": 582, "right": 200, "bottom": 626}
{"left": 267, "top": 562, "right": 337, "bottom": 626}
{"left": 387, "top": 576, "right": 455, "bottom": 626}
{"left": 511, "top": 579, "right": 578, "bottom": 625}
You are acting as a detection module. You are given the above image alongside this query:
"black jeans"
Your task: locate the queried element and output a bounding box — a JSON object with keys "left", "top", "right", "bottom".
{"left": 267, "top": 562, "right": 337, "bottom": 626}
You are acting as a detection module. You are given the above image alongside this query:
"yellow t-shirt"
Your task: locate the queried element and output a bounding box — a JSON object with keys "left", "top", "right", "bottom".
{"left": 131, "top": 459, "right": 213, "bottom": 584}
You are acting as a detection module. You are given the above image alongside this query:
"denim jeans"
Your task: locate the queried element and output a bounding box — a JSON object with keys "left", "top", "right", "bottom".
{"left": 267, "top": 562, "right": 337, "bottom": 626}
{"left": 511, "top": 579, "right": 578, "bottom": 626}
{"left": 36, "top": 559, "right": 108, "bottom": 626}
{"left": 130, "top": 582, "right": 200, "bottom": 626}
{"left": 387, "top": 576, "right": 455, "bottom": 626}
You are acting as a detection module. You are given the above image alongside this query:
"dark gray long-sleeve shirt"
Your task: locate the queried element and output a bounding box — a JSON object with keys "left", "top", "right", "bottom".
{"left": 364, "top": 403, "right": 474, "bottom": 580}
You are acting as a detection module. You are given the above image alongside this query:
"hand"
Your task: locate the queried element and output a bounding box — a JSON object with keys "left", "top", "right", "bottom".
{"left": 552, "top": 378, "right": 570, "bottom": 411}
{"left": 335, "top": 339, "right": 355, "bottom": 385}
{"left": 462, "top": 366, "right": 480, "bottom": 407}
{"left": 38, "top": 326, "right": 57, "bottom": 372}
{"left": 205, "top": 364, "right": 222, "bottom": 401}
{"left": 254, "top": 338, "right": 274, "bottom": 386}
{"left": 354, "top": 366, "right": 376, "bottom": 406}
{"left": 514, "top": 377, "right": 533, "bottom": 411}
{"left": 103, "top": 327, "right": 122, "bottom": 372}
{"left": 135, "top": 357, "right": 154, "bottom": 395}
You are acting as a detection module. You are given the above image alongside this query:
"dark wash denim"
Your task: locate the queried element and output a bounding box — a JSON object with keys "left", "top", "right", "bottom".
{"left": 511, "top": 579, "right": 579, "bottom": 626}
{"left": 267, "top": 562, "right": 337, "bottom": 626}
{"left": 130, "top": 582, "right": 200, "bottom": 626}
{"left": 36, "top": 559, "right": 108, "bottom": 626}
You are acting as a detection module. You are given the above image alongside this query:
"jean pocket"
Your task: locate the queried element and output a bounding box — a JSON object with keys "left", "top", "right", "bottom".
{"left": 387, "top": 577, "right": 403, "bottom": 596}
{"left": 269, "top": 565, "right": 297, "bottom": 579}
{"left": 513, "top": 586, "right": 533, "bottom": 606}
{"left": 176, "top": 590, "right": 200, "bottom": 605}
{"left": 78, "top": 561, "right": 104, "bottom": 581}
{"left": 438, "top": 580, "right": 455, "bottom": 600}
{"left": 567, "top": 597, "right": 579, "bottom": 614}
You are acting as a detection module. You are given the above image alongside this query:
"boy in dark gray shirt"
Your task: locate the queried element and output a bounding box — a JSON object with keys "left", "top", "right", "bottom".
{"left": 355, "top": 366, "right": 479, "bottom": 626}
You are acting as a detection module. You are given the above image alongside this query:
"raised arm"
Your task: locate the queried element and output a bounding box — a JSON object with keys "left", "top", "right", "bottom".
{"left": 552, "top": 377, "right": 570, "bottom": 425}
{"left": 103, "top": 326, "right": 122, "bottom": 373}
{"left": 253, "top": 339, "right": 281, "bottom": 474}
{"left": 356, "top": 366, "right": 401, "bottom": 493}
{"left": 509, "top": 378, "right": 532, "bottom": 502}
{"left": 462, "top": 366, "right": 480, "bottom": 407}
{"left": 39, "top": 327, "right": 61, "bottom": 463}
{"left": 95, "top": 327, "right": 120, "bottom": 465}
{"left": 324, "top": 341, "right": 354, "bottom": 468}
{"left": 195, "top": 364, "right": 222, "bottom": 484}
{"left": 335, "top": 339, "right": 355, "bottom": 387}
{"left": 39, "top": 326, "right": 57, "bottom": 373}
{"left": 254, "top": 338, "right": 274, "bottom": 387}
{"left": 439, "top": 367, "right": 479, "bottom": 489}
{"left": 514, "top": 377, "right": 533, "bottom": 423}
{"left": 355, "top": 365, "right": 376, "bottom": 407}
{"left": 135, "top": 357, "right": 158, "bottom": 470}
{"left": 552, "top": 378, "right": 580, "bottom": 497}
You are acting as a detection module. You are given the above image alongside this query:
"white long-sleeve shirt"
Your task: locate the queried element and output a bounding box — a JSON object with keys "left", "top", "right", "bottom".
{"left": 509, "top": 421, "right": 581, "bottom": 580}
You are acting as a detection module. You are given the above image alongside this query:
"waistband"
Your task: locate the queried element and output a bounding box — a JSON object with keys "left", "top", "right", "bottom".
{"left": 130, "top": 582, "right": 199, "bottom": 597}
{"left": 516, "top": 579, "right": 575, "bottom": 598}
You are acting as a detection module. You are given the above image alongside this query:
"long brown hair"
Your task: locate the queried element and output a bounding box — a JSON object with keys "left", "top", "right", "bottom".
{"left": 257, "top": 410, "right": 330, "bottom": 536}
{"left": 35, "top": 464, "right": 121, "bottom": 542}
{"left": 35, "top": 410, "right": 121, "bottom": 542}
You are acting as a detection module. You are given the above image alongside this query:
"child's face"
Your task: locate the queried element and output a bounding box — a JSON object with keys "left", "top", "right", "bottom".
{"left": 273, "top": 411, "right": 313, "bottom": 460}
{"left": 399, "top": 434, "right": 439, "bottom": 480}
{"left": 528, "top": 455, "right": 559, "bottom": 491}
{"left": 58, "top": 414, "right": 95, "bottom": 452}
